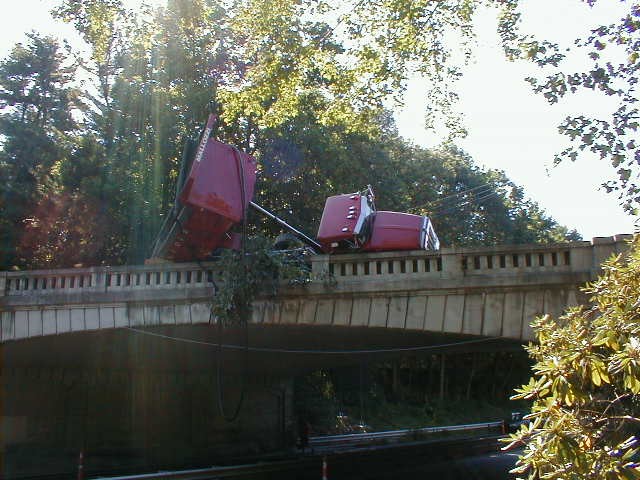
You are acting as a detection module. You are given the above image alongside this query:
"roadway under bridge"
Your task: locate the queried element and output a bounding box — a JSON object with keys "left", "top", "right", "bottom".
{"left": 0, "top": 235, "right": 631, "bottom": 477}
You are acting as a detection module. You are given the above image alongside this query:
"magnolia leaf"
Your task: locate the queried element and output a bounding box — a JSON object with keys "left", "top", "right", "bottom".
{"left": 592, "top": 367, "right": 602, "bottom": 386}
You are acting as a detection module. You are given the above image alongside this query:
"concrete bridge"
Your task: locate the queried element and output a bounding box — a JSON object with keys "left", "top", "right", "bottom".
{"left": 0, "top": 235, "right": 631, "bottom": 477}
{"left": 0, "top": 234, "right": 631, "bottom": 345}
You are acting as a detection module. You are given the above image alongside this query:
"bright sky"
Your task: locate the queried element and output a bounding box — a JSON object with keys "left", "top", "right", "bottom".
{"left": 396, "top": 0, "right": 638, "bottom": 240}
{"left": 1, "top": 0, "right": 637, "bottom": 240}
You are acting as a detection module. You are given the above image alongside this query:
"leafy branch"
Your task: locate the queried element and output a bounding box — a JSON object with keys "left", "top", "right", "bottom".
{"left": 211, "top": 236, "right": 311, "bottom": 326}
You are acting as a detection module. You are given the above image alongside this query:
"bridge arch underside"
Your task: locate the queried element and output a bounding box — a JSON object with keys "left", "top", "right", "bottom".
{"left": 1, "top": 324, "right": 520, "bottom": 478}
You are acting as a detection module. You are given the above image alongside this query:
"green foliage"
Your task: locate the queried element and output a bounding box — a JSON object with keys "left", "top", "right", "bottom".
{"left": 218, "top": 0, "right": 486, "bottom": 140}
{"left": 211, "top": 236, "right": 310, "bottom": 325}
{"left": 506, "top": 236, "right": 640, "bottom": 479}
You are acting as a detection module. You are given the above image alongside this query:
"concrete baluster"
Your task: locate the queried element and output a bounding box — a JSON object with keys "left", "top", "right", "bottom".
{"left": 380, "top": 260, "right": 389, "bottom": 275}
{"left": 533, "top": 253, "right": 542, "bottom": 268}
{"left": 0, "top": 272, "right": 6, "bottom": 297}
{"left": 393, "top": 260, "right": 402, "bottom": 275}
{"left": 368, "top": 261, "right": 377, "bottom": 276}
{"left": 107, "top": 270, "right": 118, "bottom": 289}
{"left": 344, "top": 263, "right": 353, "bottom": 276}
{"left": 504, "top": 254, "right": 513, "bottom": 269}
{"left": 544, "top": 252, "right": 554, "bottom": 269}
{"left": 92, "top": 268, "right": 107, "bottom": 293}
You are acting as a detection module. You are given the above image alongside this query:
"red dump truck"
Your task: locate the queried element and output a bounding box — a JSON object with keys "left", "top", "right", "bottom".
{"left": 150, "top": 115, "right": 439, "bottom": 262}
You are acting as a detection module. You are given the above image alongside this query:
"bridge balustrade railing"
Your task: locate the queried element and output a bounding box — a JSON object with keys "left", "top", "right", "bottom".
{"left": 312, "top": 247, "right": 564, "bottom": 282}
{"left": 311, "top": 250, "right": 443, "bottom": 280}
{"left": 460, "top": 245, "right": 583, "bottom": 275}
{"left": 310, "top": 235, "right": 633, "bottom": 283}
{"left": 1, "top": 263, "right": 220, "bottom": 297}
{"left": 1, "top": 235, "right": 632, "bottom": 297}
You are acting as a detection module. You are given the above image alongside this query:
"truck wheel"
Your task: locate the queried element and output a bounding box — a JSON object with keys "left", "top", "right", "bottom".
{"left": 273, "top": 233, "right": 304, "bottom": 251}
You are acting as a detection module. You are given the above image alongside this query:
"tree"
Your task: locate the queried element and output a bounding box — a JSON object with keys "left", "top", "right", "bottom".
{"left": 0, "top": 33, "right": 80, "bottom": 268}
{"left": 506, "top": 236, "right": 640, "bottom": 479}
{"left": 498, "top": 0, "right": 640, "bottom": 215}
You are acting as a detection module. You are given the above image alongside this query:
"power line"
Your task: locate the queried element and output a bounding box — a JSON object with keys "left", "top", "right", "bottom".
{"left": 433, "top": 187, "right": 496, "bottom": 212}
{"left": 124, "top": 326, "right": 505, "bottom": 354}
{"left": 409, "top": 182, "right": 494, "bottom": 214}
{"left": 435, "top": 191, "right": 502, "bottom": 215}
